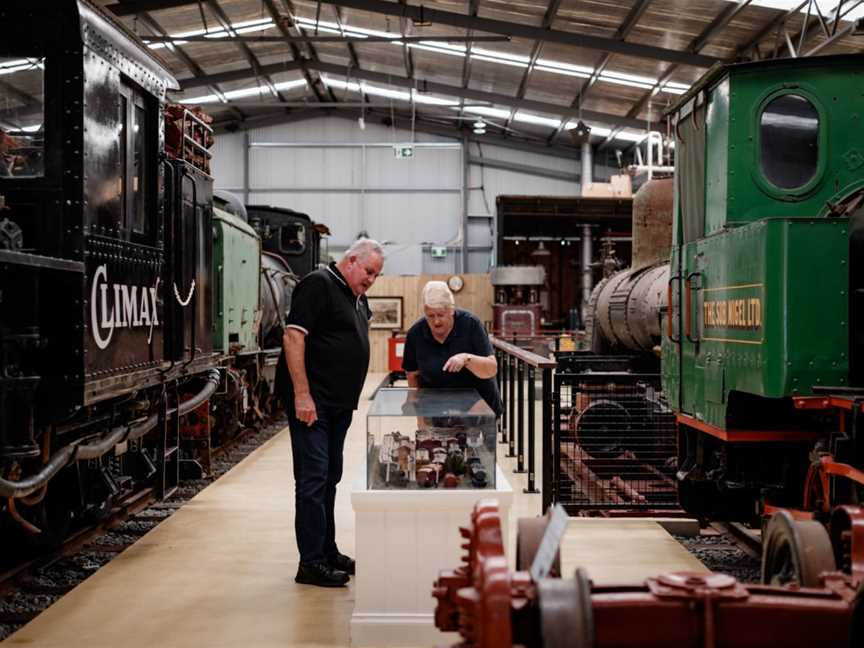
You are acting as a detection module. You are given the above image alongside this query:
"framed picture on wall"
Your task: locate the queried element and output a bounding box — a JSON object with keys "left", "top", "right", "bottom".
{"left": 368, "top": 296, "right": 403, "bottom": 330}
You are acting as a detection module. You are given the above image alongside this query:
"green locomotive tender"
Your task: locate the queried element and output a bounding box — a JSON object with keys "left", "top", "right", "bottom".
{"left": 663, "top": 55, "right": 864, "bottom": 522}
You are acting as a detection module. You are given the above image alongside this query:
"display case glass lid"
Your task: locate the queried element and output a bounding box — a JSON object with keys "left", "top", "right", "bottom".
{"left": 369, "top": 388, "right": 495, "bottom": 418}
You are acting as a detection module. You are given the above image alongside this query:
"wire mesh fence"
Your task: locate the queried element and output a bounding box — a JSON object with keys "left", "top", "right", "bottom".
{"left": 554, "top": 365, "right": 678, "bottom": 514}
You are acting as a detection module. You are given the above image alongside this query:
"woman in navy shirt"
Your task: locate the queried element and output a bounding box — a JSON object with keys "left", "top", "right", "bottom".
{"left": 402, "top": 281, "right": 502, "bottom": 416}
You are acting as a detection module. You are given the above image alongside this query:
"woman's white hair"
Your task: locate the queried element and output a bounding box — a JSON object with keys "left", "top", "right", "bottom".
{"left": 422, "top": 281, "right": 455, "bottom": 309}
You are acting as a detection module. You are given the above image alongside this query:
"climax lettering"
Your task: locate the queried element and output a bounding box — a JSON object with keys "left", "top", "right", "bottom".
{"left": 90, "top": 264, "right": 160, "bottom": 350}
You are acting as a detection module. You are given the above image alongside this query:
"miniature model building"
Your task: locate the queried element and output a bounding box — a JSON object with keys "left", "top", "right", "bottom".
{"left": 366, "top": 388, "right": 497, "bottom": 490}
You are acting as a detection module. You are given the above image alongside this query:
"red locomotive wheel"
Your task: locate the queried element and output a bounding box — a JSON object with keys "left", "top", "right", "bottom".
{"left": 537, "top": 567, "right": 594, "bottom": 648}
{"left": 761, "top": 510, "right": 836, "bottom": 587}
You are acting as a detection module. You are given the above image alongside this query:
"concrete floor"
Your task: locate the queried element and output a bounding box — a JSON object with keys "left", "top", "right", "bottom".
{"left": 7, "top": 374, "right": 703, "bottom": 647}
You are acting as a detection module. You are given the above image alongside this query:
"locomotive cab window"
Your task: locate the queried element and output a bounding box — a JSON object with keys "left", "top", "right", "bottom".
{"left": 0, "top": 57, "right": 45, "bottom": 178}
{"left": 759, "top": 93, "right": 820, "bottom": 190}
{"left": 280, "top": 223, "right": 306, "bottom": 254}
{"left": 119, "top": 81, "right": 155, "bottom": 240}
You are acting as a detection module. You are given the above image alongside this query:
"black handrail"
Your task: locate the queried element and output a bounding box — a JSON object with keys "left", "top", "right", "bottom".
{"left": 490, "top": 336, "right": 555, "bottom": 504}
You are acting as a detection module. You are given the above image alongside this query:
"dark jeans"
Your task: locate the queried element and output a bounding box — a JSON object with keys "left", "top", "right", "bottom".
{"left": 288, "top": 406, "right": 353, "bottom": 564}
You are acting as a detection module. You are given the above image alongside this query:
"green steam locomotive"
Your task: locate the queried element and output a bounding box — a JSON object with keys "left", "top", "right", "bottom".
{"left": 663, "top": 54, "right": 864, "bottom": 577}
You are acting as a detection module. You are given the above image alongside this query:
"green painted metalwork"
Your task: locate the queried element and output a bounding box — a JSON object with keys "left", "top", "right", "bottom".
{"left": 705, "top": 78, "right": 729, "bottom": 237}
{"left": 212, "top": 207, "right": 261, "bottom": 353}
{"left": 663, "top": 55, "right": 862, "bottom": 429}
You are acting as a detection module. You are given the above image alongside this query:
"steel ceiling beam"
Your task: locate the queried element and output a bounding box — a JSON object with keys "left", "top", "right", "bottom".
{"left": 330, "top": 4, "right": 362, "bottom": 70}
{"left": 397, "top": 0, "right": 416, "bottom": 79}
{"left": 598, "top": 0, "right": 755, "bottom": 150}
{"left": 214, "top": 105, "right": 586, "bottom": 161}
{"left": 301, "top": 60, "right": 656, "bottom": 130}
{"left": 315, "top": 0, "right": 719, "bottom": 67}
{"left": 201, "top": 0, "right": 285, "bottom": 101}
{"left": 108, "top": 0, "right": 719, "bottom": 67}
{"left": 736, "top": 0, "right": 809, "bottom": 58}
{"left": 784, "top": 1, "right": 861, "bottom": 57}
{"left": 262, "top": 0, "right": 329, "bottom": 102}
{"left": 181, "top": 58, "right": 656, "bottom": 130}
{"left": 142, "top": 34, "right": 510, "bottom": 43}
{"left": 547, "top": 0, "right": 655, "bottom": 143}
{"left": 177, "top": 60, "right": 304, "bottom": 91}
{"left": 107, "top": 0, "right": 196, "bottom": 14}
{"left": 457, "top": 0, "right": 481, "bottom": 119}
{"left": 504, "top": 0, "right": 564, "bottom": 132}
{"left": 468, "top": 155, "right": 579, "bottom": 183}
{"left": 134, "top": 9, "right": 245, "bottom": 119}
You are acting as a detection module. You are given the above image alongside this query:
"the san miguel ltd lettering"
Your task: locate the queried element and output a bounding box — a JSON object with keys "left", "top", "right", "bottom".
{"left": 90, "top": 264, "right": 161, "bottom": 349}
{"left": 703, "top": 296, "right": 762, "bottom": 330}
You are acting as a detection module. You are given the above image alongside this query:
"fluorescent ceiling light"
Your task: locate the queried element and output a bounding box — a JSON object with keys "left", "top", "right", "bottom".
{"left": 535, "top": 59, "right": 594, "bottom": 76}
{"left": 321, "top": 76, "right": 654, "bottom": 143}
{"left": 472, "top": 47, "right": 531, "bottom": 65}
{"left": 407, "top": 43, "right": 467, "bottom": 57}
{"left": 322, "top": 77, "right": 458, "bottom": 107}
{"left": 462, "top": 105, "right": 512, "bottom": 120}
{"left": 534, "top": 64, "right": 590, "bottom": 79}
{"left": 470, "top": 54, "right": 528, "bottom": 68}
{"left": 147, "top": 10, "right": 693, "bottom": 98}
{"left": 0, "top": 58, "right": 44, "bottom": 76}
{"left": 181, "top": 78, "right": 307, "bottom": 104}
{"left": 0, "top": 58, "right": 37, "bottom": 68}
{"left": 513, "top": 111, "right": 561, "bottom": 128}
{"left": 147, "top": 18, "right": 275, "bottom": 49}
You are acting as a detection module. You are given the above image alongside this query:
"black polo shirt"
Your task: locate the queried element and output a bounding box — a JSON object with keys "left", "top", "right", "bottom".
{"left": 402, "top": 309, "right": 502, "bottom": 416}
{"left": 277, "top": 262, "right": 371, "bottom": 410}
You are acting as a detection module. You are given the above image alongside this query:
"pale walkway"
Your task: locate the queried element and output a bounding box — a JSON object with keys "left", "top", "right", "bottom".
{"left": 8, "top": 374, "right": 702, "bottom": 647}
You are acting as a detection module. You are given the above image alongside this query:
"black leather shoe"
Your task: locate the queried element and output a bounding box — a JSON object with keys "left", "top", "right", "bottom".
{"left": 327, "top": 552, "right": 356, "bottom": 575}
{"left": 295, "top": 561, "right": 349, "bottom": 587}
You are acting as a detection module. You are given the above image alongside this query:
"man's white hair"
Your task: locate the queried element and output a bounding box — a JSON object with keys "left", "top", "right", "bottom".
{"left": 343, "top": 237, "right": 384, "bottom": 261}
{"left": 422, "top": 281, "right": 455, "bottom": 309}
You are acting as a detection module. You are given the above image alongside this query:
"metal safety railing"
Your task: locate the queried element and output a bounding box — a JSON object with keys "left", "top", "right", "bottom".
{"left": 553, "top": 356, "right": 677, "bottom": 515}
{"left": 491, "top": 336, "right": 556, "bottom": 506}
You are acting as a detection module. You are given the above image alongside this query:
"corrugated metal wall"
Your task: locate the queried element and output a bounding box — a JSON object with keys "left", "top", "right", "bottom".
{"left": 211, "top": 115, "right": 610, "bottom": 275}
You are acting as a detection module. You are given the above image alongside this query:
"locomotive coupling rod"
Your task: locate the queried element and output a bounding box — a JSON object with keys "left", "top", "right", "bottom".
{"left": 0, "top": 370, "right": 221, "bottom": 499}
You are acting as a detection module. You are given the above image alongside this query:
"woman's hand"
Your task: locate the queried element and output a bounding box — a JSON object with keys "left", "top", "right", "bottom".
{"left": 443, "top": 353, "right": 471, "bottom": 372}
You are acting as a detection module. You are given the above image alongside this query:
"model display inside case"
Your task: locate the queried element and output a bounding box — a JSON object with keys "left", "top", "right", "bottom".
{"left": 367, "top": 388, "right": 497, "bottom": 490}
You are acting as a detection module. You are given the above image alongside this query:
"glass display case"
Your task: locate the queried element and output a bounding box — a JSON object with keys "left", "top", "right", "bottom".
{"left": 367, "top": 388, "right": 497, "bottom": 490}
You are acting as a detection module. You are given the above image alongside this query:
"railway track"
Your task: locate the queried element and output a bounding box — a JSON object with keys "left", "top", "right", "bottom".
{"left": 674, "top": 522, "right": 763, "bottom": 583}
{"left": 0, "top": 419, "right": 286, "bottom": 639}
{"left": 710, "top": 521, "right": 763, "bottom": 561}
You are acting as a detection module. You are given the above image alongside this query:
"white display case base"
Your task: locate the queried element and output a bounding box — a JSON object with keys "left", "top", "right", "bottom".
{"left": 350, "top": 466, "right": 513, "bottom": 647}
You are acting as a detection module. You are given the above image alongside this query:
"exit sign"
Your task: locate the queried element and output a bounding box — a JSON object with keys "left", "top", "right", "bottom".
{"left": 393, "top": 144, "right": 414, "bottom": 159}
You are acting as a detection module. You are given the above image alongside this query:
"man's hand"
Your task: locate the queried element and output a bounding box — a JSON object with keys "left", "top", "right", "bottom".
{"left": 294, "top": 392, "right": 318, "bottom": 425}
{"left": 443, "top": 353, "right": 470, "bottom": 373}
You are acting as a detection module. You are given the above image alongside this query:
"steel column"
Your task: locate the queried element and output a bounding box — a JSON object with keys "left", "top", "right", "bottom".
{"left": 508, "top": 353, "right": 516, "bottom": 457}
{"left": 581, "top": 223, "right": 593, "bottom": 325}
{"left": 462, "top": 136, "right": 469, "bottom": 274}
{"left": 525, "top": 366, "right": 539, "bottom": 493}
{"left": 581, "top": 141, "right": 593, "bottom": 187}
{"left": 242, "top": 130, "right": 250, "bottom": 205}
{"left": 542, "top": 368, "right": 554, "bottom": 511}
{"left": 515, "top": 360, "right": 526, "bottom": 473}
{"left": 500, "top": 349, "right": 509, "bottom": 445}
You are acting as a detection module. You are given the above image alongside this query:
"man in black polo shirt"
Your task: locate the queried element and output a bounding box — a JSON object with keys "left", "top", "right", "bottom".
{"left": 279, "top": 238, "right": 384, "bottom": 587}
{"left": 403, "top": 281, "right": 502, "bottom": 416}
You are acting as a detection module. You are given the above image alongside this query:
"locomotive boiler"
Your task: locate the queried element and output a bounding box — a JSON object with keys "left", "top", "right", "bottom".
{"left": 0, "top": 0, "right": 321, "bottom": 548}
{"left": 585, "top": 178, "right": 673, "bottom": 359}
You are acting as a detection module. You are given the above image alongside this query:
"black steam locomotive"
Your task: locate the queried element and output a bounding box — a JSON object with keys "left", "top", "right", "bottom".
{"left": 0, "top": 1, "right": 321, "bottom": 547}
